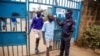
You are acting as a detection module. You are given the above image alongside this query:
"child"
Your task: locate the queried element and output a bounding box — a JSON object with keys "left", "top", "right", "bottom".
{"left": 0, "top": 17, "right": 6, "bottom": 30}
{"left": 11, "top": 14, "right": 17, "bottom": 31}
{"left": 29, "top": 11, "right": 43, "bottom": 54}
{"left": 42, "top": 14, "right": 55, "bottom": 56}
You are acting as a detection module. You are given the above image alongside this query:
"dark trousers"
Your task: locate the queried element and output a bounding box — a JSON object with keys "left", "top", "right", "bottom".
{"left": 60, "top": 36, "right": 71, "bottom": 56}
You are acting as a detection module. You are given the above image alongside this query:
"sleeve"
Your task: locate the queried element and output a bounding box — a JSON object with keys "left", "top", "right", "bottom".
{"left": 71, "top": 20, "right": 75, "bottom": 32}
{"left": 29, "top": 18, "right": 35, "bottom": 31}
{"left": 42, "top": 22, "right": 46, "bottom": 32}
{"left": 56, "top": 18, "right": 63, "bottom": 26}
{"left": 15, "top": 18, "right": 17, "bottom": 23}
{"left": 41, "top": 18, "right": 44, "bottom": 27}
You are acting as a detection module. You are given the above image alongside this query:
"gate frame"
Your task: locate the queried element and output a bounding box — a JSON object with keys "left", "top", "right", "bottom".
{"left": 0, "top": 0, "right": 83, "bottom": 56}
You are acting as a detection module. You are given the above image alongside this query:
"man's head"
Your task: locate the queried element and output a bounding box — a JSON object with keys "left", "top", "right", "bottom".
{"left": 36, "top": 11, "right": 41, "bottom": 17}
{"left": 47, "top": 14, "right": 54, "bottom": 22}
{"left": 65, "top": 9, "right": 73, "bottom": 19}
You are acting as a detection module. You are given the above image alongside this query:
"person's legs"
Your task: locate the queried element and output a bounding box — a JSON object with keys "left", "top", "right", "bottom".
{"left": 49, "top": 39, "right": 53, "bottom": 51}
{"left": 46, "top": 41, "right": 50, "bottom": 56}
{"left": 13, "top": 27, "right": 15, "bottom": 31}
{"left": 35, "top": 33, "right": 40, "bottom": 54}
{"left": 65, "top": 37, "right": 71, "bottom": 56}
{"left": 1, "top": 21, "right": 6, "bottom": 30}
{"left": 12, "top": 22, "right": 16, "bottom": 31}
{"left": 35, "top": 38, "right": 40, "bottom": 54}
{"left": 59, "top": 37, "right": 65, "bottom": 56}
{"left": 34, "top": 30, "right": 42, "bottom": 54}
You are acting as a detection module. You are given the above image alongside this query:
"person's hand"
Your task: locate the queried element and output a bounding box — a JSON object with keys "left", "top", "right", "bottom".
{"left": 67, "top": 33, "right": 72, "bottom": 40}
{"left": 54, "top": 15, "right": 56, "bottom": 18}
{"left": 53, "top": 15, "right": 57, "bottom": 21}
{"left": 28, "top": 30, "right": 31, "bottom": 35}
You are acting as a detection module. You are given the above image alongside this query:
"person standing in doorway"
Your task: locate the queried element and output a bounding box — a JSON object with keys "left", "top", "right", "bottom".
{"left": 42, "top": 14, "right": 55, "bottom": 56}
{"left": 55, "top": 9, "right": 75, "bottom": 56}
{"left": 0, "top": 17, "right": 6, "bottom": 30}
{"left": 11, "top": 14, "right": 17, "bottom": 31}
{"left": 29, "top": 11, "right": 43, "bottom": 54}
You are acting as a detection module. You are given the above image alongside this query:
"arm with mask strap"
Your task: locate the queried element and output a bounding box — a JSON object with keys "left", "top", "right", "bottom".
{"left": 54, "top": 16, "right": 63, "bottom": 26}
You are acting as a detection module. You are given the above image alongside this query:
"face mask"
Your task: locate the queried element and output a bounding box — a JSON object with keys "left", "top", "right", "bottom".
{"left": 37, "top": 14, "right": 41, "bottom": 17}
{"left": 65, "top": 13, "right": 71, "bottom": 19}
{"left": 37, "top": 12, "right": 41, "bottom": 17}
{"left": 49, "top": 18, "right": 54, "bottom": 22}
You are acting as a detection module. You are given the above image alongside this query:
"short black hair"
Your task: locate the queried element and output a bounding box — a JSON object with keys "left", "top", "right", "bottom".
{"left": 36, "top": 11, "right": 41, "bottom": 14}
{"left": 12, "top": 12, "right": 20, "bottom": 17}
{"left": 0, "top": 17, "right": 5, "bottom": 20}
{"left": 67, "top": 9, "right": 73, "bottom": 15}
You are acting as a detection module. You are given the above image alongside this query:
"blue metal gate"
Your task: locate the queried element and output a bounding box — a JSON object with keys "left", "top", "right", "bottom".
{"left": 0, "top": 0, "right": 82, "bottom": 56}
{"left": 0, "top": 0, "right": 28, "bottom": 56}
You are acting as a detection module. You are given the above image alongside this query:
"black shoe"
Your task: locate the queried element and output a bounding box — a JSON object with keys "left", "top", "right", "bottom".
{"left": 35, "top": 49, "right": 39, "bottom": 54}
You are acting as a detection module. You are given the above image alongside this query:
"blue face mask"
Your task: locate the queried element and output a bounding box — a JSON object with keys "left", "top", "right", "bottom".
{"left": 49, "top": 18, "right": 54, "bottom": 22}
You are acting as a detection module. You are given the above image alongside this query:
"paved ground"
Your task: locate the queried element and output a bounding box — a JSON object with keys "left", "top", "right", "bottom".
{"left": 32, "top": 46, "right": 99, "bottom": 56}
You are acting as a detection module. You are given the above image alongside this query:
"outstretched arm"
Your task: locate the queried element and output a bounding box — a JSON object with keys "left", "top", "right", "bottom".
{"left": 55, "top": 18, "right": 63, "bottom": 26}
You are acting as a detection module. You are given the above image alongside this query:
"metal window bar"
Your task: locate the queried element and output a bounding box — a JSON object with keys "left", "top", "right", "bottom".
{"left": 61, "top": 0, "right": 63, "bottom": 7}
{"left": 49, "top": 0, "right": 50, "bottom": 5}
{"left": 54, "top": 0, "right": 56, "bottom": 6}
{"left": 64, "top": 0, "right": 66, "bottom": 7}
{"left": 10, "top": 18, "right": 12, "bottom": 32}
{"left": 7, "top": 46, "right": 9, "bottom": 56}
{"left": 37, "top": 0, "right": 39, "bottom": 3}
{"left": 0, "top": 21, "right": 1, "bottom": 32}
{"left": 58, "top": 0, "right": 60, "bottom": 6}
{"left": 15, "top": 18, "right": 18, "bottom": 32}
{"left": 21, "top": 45, "right": 23, "bottom": 56}
{"left": 17, "top": 45, "right": 19, "bottom": 56}
{"left": 46, "top": 0, "right": 49, "bottom": 4}
{"left": 65, "top": 0, "right": 67, "bottom": 7}
{"left": 12, "top": 46, "right": 14, "bottom": 56}
{"left": 34, "top": 0, "right": 37, "bottom": 2}
{"left": 59, "top": 0, "right": 62, "bottom": 6}
{"left": 70, "top": 1, "right": 72, "bottom": 8}
{"left": 76, "top": 3, "right": 78, "bottom": 9}
{"left": 74, "top": 2, "right": 76, "bottom": 9}
{"left": 45, "top": 0, "right": 47, "bottom": 4}
{"left": 39, "top": 0, "right": 41, "bottom": 3}
{"left": 73, "top": 2, "right": 75, "bottom": 9}
{"left": 2, "top": 46, "right": 5, "bottom": 56}
{"left": 72, "top": 2, "right": 74, "bottom": 8}
{"left": 50, "top": 0, "right": 52, "bottom": 5}
{"left": 67, "top": 0, "right": 69, "bottom": 8}
{"left": 42, "top": 0, "right": 45, "bottom": 3}
{"left": 63, "top": 0, "right": 65, "bottom": 7}
{"left": 5, "top": 19, "right": 7, "bottom": 32}
{"left": 20, "top": 19, "right": 22, "bottom": 31}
